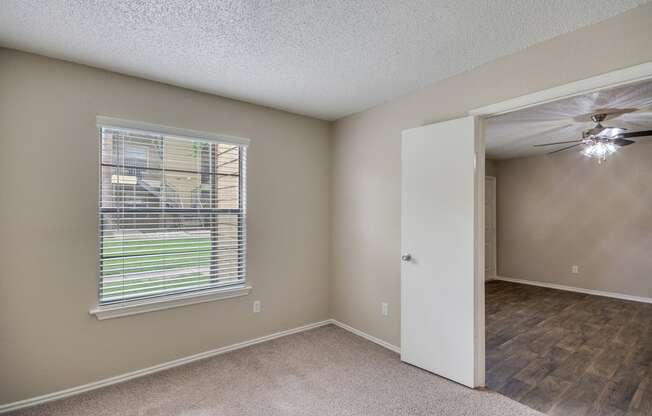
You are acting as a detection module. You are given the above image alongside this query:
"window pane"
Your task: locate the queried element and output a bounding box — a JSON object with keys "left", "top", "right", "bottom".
{"left": 99, "top": 127, "right": 246, "bottom": 304}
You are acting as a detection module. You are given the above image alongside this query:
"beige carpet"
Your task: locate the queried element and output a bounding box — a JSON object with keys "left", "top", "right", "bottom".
{"left": 8, "top": 325, "right": 542, "bottom": 415}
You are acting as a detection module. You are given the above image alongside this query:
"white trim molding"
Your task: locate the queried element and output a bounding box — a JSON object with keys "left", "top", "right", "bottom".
{"left": 0, "top": 319, "right": 401, "bottom": 413}
{"left": 330, "top": 320, "right": 401, "bottom": 354}
{"left": 96, "top": 116, "right": 251, "bottom": 146}
{"left": 0, "top": 320, "right": 332, "bottom": 414}
{"left": 469, "top": 61, "right": 652, "bottom": 118}
{"left": 90, "top": 285, "right": 252, "bottom": 320}
{"left": 494, "top": 276, "right": 652, "bottom": 304}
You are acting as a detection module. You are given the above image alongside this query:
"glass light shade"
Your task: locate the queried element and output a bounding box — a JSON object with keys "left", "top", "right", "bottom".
{"left": 582, "top": 140, "right": 617, "bottom": 162}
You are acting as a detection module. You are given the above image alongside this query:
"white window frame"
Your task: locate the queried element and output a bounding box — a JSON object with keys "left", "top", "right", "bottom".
{"left": 90, "top": 116, "right": 251, "bottom": 320}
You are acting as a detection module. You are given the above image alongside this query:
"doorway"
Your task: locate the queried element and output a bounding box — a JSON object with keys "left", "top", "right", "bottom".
{"left": 480, "top": 75, "right": 652, "bottom": 414}
{"left": 400, "top": 61, "right": 652, "bottom": 397}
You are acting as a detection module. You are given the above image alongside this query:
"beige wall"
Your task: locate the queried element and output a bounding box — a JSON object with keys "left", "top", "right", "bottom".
{"left": 0, "top": 49, "right": 331, "bottom": 404}
{"left": 494, "top": 146, "right": 652, "bottom": 299}
{"left": 331, "top": 4, "right": 652, "bottom": 347}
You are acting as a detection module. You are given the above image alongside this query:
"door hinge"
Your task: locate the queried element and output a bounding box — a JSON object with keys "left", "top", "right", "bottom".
{"left": 473, "top": 153, "right": 477, "bottom": 171}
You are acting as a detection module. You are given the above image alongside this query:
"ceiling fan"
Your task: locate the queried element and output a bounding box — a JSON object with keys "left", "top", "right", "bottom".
{"left": 533, "top": 113, "right": 652, "bottom": 163}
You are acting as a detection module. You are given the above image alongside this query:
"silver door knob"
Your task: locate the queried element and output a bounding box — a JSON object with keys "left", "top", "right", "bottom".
{"left": 401, "top": 253, "right": 412, "bottom": 262}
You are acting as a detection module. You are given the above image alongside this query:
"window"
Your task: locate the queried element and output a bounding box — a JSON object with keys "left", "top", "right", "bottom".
{"left": 125, "top": 144, "right": 149, "bottom": 168}
{"left": 97, "top": 119, "right": 248, "bottom": 307}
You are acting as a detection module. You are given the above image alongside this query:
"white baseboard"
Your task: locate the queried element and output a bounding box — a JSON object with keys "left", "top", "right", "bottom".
{"left": 0, "top": 319, "right": 402, "bottom": 413}
{"left": 330, "top": 319, "right": 401, "bottom": 354}
{"left": 494, "top": 276, "right": 652, "bottom": 304}
{"left": 0, "top": 320, "right": 332, "bottom": 414}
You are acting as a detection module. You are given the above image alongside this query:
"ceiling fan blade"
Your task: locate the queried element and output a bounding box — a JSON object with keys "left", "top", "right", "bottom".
{"left": 614, "top": 130, "right": 652, "bottom": 139}
{"left": 613, "top": 138, "right": 635, "bottom": 147}
{"left": 547, "top": 143, "right": 582, "bottom": 155}
{"left": 533, "top": 139, "right": 582, "bottom": 147}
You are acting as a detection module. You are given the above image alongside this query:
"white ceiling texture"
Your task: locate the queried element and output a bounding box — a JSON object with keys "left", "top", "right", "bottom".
{"left": 0, "top": 1, "right": 649, "bottom": 120}
{"left": 485, "top": 79, "right": 652, "bottom": 159}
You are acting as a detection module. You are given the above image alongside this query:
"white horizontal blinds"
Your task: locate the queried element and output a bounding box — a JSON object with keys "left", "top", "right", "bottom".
{"left": 99, "top": 127, "right": 247, "bottom": 304}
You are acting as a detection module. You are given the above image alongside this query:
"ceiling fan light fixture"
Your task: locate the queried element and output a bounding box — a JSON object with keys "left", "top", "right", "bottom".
{"left": 531, "top": 111, "right": 651, "bottom": 159}
{"left": 582, "top": 140, "right": 617, "bottom": 162}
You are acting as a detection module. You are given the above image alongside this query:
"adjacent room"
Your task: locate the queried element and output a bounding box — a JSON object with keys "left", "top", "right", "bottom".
{"left": 1, "top": 1, "right": 651, "bottom": 415}
{"left": 484, "top": 80, "right": 652, "bottom": 415}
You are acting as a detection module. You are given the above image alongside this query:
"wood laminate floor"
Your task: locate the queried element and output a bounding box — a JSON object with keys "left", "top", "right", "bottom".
{"left": 486, "top": 280, "right": 652, "bottom": 416}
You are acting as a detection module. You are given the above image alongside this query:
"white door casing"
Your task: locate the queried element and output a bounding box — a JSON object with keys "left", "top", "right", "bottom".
{"left": 400, "top": 116, "right": 483, "bottom": 388}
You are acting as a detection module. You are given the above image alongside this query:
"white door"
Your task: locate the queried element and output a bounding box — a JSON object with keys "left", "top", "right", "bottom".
{"left": 485, "top": 177, "right": 496, "bottom": 281}
{"left": 401, "top": 116, "right": 483, "bottom": 388}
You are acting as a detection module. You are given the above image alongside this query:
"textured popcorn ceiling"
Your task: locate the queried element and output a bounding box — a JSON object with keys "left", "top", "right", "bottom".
{"left": 0, "top": 1, "right": 649, "bottom": 120}
{"left": 486, "top": 79, "right": 652, "bottom": 159}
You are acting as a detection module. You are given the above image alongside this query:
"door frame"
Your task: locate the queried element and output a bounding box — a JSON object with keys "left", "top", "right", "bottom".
{"left": 467, "top": 61, "right": 652, "bottom": 387}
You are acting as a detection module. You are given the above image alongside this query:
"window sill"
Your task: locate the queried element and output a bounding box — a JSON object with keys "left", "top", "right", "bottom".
{"left": 89, "top": 285, "right": 252, "bottom": 320}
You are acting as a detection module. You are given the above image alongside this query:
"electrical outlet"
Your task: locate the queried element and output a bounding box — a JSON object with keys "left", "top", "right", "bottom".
{"left": 253, "top": 300, "right": 261, "bottom": 313}
{"left": 571, "top": 265, "right": 579, "bottom": 274}
{"left": 381, "top": 302, "right": 389, "bottom": 317}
